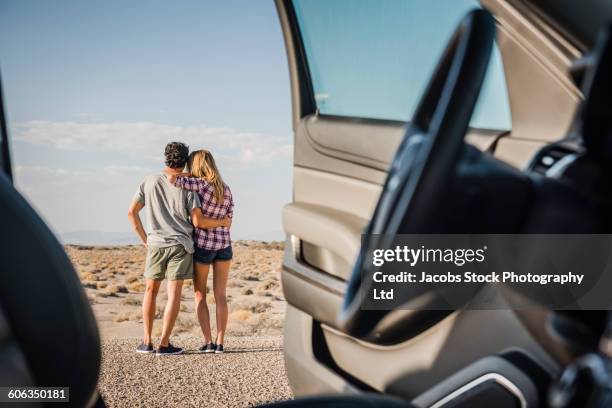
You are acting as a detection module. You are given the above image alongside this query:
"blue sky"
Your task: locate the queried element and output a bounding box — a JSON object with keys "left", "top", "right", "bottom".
{"left": 0, "top": 0, "right": 511, "bottom": 243}
{"left": 0, "top": 0, "right": 293, "bottom": 242}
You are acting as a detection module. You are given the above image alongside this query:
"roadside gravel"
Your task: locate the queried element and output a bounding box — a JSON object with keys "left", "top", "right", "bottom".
{"left": 99, "top": 336, "right": 293, "bottom": 407}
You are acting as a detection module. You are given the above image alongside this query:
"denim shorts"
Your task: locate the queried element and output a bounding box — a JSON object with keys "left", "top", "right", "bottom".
{"left": 193, "top": 245, "right": 233, "bottom": 265}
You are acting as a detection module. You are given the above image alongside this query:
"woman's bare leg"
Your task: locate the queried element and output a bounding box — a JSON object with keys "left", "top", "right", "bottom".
{"left": 212, "top": 260, "right": 230, "bottom": 345}
{"left": 193, "top": 262, "right": 213, "bottom": 344}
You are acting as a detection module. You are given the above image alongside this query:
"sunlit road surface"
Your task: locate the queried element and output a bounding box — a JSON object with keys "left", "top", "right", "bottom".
{"left": 99, "top": 336, "right": 292, "bottom": 407}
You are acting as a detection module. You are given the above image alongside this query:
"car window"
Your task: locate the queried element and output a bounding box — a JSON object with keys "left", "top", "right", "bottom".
{"left": 293, "top": 0, "right": 512, "bottom": 131}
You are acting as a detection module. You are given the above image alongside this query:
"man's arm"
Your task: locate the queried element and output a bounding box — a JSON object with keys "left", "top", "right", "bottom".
{"left": 191, "top": 208, "right": 232, "bottom": 229}
{"left": 128, "top": 201, "right": 147, "bottom": 246}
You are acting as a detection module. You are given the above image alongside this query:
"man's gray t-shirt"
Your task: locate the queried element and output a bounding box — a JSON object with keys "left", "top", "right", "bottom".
{"left": 133, "top": 173, "right": 201, "bottom": 253}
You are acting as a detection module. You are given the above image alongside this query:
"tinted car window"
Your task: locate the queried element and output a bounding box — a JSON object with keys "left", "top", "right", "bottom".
{"left": 293, "top": 0, "right": 512, "bottom": 130}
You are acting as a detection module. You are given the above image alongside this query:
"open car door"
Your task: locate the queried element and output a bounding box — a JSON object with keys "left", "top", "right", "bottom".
{"left": 274, "top": 0, "right": 576, "bottom": 404}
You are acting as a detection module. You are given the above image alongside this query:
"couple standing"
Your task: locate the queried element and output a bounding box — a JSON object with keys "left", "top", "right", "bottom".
{"left": 127, "top": 142, "right": 234, "bottom": 356}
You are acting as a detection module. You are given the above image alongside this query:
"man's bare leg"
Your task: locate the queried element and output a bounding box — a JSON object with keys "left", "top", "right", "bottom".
{"left": 159, "top": 279, "right": 184, "bottom": 347}
{"left": 142, "top": 279, "right": 161, "bottom": 345}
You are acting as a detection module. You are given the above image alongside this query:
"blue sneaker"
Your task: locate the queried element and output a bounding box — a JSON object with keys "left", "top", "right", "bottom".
{"left": 198, "top": 342, "right": 216, "bottom": 353}
{"left": 136, "top": 343, "right": 154, "bottom": 354}
{"left": 156, "top": 344, "right": 184, "bottom": 356}
{"left": 214, "top": 344, "right": 224, "bottom": 354}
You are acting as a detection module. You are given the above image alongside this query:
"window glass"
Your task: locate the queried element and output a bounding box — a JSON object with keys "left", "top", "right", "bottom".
{"left": 293, "top": 0, "right": 512, "bottom": 130}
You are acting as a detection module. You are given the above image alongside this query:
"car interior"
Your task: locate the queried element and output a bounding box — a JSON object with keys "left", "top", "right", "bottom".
{"left": 272, "top": 0, "right": 612, "bottom": 406}
{"left": 0, "top": 0, "right": 612, "bottom": 407}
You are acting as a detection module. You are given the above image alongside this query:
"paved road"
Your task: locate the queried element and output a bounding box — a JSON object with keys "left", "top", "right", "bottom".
{"left": 99, "top": 336, "right": 293, "bottom": 407}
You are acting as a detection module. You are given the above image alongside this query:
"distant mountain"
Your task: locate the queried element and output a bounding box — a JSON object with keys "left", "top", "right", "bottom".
{"left": 60, "top": 230, "right": 140, "bottom": 245}
{"left": 236, "top": 230, "right": 285, "bottom": 242}
{"left": 60, "top": 229, "right": 285, "bottom": 245}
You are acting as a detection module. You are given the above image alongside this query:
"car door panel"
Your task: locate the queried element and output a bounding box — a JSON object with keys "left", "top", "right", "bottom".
{"left": 283, "top": 121, "right": 508, "bottom": 327}
{"left": 283, "top": 203, "right": 363, "bottom": 278}
{"left": 320, "top": 310, "right": 558, "bottom": 399}
{"left": 275, "top": 0, "right": 567, "bottom": 400}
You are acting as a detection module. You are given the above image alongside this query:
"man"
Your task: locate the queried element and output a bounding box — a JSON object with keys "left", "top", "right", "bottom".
{"left": 127, "top": 142, "right": 230, "bottom": 356}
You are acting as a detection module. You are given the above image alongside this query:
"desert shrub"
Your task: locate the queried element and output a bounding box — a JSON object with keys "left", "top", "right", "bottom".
{"left": 125, "top": 275, "right": 139, "bottom": 284}
{"left": 113, "top": 312, "right": 140, "bottom": 323}
{"left": 80, "top": 272, "right": 98, "bottom": 282}
{"left": 129, "top": 281, "right": 145, "bottom": 292}
{"left": 173, "top": 316, "right": 197, "bottom": 333}
{"left": 120, "top": 297, "right": 141, "bottom": 306}
{"left": 233, "top": 298, "right": 271, "bottom": 314}
{"left": 230, "top": 309, "right": 252, "bottom": 322}
{"left": 103, "top": 285, "right": 128, "bottom": 295}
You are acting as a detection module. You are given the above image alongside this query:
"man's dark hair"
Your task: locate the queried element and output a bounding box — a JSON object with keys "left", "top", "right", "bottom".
{"left": 164, "top": 142, "right": 189, "bottom": 169}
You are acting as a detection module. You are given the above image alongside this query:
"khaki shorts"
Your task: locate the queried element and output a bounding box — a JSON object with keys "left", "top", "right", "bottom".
{"left": 144, "top": 245, "right": 193, "bottom": 281}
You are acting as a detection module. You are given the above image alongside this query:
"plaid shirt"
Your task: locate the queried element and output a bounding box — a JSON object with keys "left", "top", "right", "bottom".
{"left": 174, "top": 176, "right": 234, "bottom": 250}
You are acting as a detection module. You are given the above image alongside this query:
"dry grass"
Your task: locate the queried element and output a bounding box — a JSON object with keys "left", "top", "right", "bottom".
{"left": 113, "top": 311, "right": 140, "bottom": 323}
{"left": 129, "top": 281, "right": 145, "bottom": 293}
{"left": 81, "top": 272, "right": 98, "bottom": 282}
{"left": 66, "top": 241, "right": 286, "bottom": 338}
{"left": 120, "top": 297, "right": 141, "bottom": 306}
{"left": 152, "top": 321, "right": 163, "bottom": 337}
{"left": 233, "top": 298, "right": 271, "bottom": 314}
{"left": 108, "top": 285, "right": 129, "bottom": 294}
{"left": 97, "top": 291, "right": 117, "bottom": 298}
{"left": 125, "top": 275, "right": 139, "bottom": 284}
{"left": 230, "top": 309, "right": 252, "bottom": 322}
{"left": 174, "top": 316, "right": 197, "bottom": 333}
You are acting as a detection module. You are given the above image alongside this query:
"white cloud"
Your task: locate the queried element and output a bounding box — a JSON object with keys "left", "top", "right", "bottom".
{"left": 12, "top": 120, "right": 292, "bottom": 167}
{"left": 13, "top": 165, "right": 152, "bottom": 234}
{"left": 10, "top": 121, "right": 293, "bottom": 241}
{"left": 13, "top": 163, "right": 290, "bottom": 242}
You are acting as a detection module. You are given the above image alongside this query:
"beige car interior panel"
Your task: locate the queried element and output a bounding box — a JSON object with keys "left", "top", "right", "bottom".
{"left": 283, "top": 304, "right": 356, "bottom": 396}
{"left": 282, "top": 202, "right": 363, "bottom": 277}
{"left": 303, "top": 115, "right": 405, "bottom": 172}
{"left": 494, "top": 138, "right": 549, "bottom": 169}
{"left": 481, "top": 0, "right": 583, "bottom": 169}
{"left": 296, "top": 116, "right": 507, "bottom": 185}
{"left": 320, "top": 310, "right": 558, "bottom": 398}
{"left": 293, "top": 167, "right": 381, "bottom": 220}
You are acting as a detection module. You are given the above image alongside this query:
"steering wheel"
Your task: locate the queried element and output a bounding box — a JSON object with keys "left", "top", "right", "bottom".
{"left": 338, "top": 9, "right": 496, "bottom": 340}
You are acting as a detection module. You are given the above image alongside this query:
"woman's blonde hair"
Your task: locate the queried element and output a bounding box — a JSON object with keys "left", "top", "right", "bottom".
{"left": 187, "top": 150, "right": 225, "bottom": 203}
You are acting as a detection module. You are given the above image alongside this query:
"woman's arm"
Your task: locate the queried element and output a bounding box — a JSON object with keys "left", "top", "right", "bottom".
{"left": 166, "top": 172, "right": 189, "bottom": 184}
{"left": 172, "top": 174, "right": 207, "bottom": 192}
{"left": 191, "top": 208, "right": 232, "bottom": 229}
{"left": 227, "top": 189, "right": 234, "bottom": 220}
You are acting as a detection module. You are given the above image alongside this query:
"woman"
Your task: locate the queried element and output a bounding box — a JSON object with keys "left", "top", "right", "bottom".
{"left": 170, "top": 150, "right": 234, "bottom": 354}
